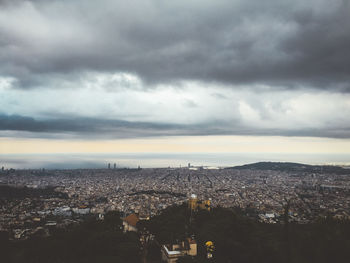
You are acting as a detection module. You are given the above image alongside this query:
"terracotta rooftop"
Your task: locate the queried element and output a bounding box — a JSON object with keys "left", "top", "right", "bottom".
{"left": 123, "top": 213, "right": 139, "bottom": 227}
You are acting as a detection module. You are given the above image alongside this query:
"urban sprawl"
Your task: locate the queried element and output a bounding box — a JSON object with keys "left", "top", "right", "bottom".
{"left": 1, "top": 164, "right": 350, "bottom": 240}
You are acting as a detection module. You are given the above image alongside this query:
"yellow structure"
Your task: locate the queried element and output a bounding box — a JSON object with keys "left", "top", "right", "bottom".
{"left": 188, "top": 194, "right": 211, "bottom": 212}
{"left": 200, "top": 199, "right": 211, "bottom": 211}
{"left": 188, "top": 194, "right": 198, "bottom": 211}
{"left": 205, "top": 241, "right": 215, "bottom": 259}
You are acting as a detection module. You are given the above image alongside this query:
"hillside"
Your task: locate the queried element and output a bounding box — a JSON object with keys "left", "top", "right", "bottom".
{"left": 140, "top": 204, "right": 350, "bottom": 263}
{"left": 2, "top": 204, "right": 350, "bottom": 263}
{"left": 0, "top": 185, "right": 68, "bottom": 200}
{"left": 1, "top": 211, "right": 140, "bottom": 263}
{"left": 227, "top": 162, "right": 349, "bottom": 175}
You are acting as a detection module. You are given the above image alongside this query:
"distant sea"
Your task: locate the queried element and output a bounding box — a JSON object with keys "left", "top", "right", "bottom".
{"left": 1, "top": 153, "right": 349, "bottom": 169}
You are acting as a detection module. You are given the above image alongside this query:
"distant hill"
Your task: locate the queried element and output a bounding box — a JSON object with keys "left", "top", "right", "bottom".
{"left": 226, "top": 162, "right": 349, "bottom": 175}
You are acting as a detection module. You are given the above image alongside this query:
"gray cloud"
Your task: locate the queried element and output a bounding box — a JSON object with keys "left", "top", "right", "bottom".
{"left": 0, "top": 114, "right": 187, "bottom": 137}
{"left": 1, "top": 114, "right": 350, "bottom": 139}
{"left": 0, "top": 0, "right": 349, "bottom": 91}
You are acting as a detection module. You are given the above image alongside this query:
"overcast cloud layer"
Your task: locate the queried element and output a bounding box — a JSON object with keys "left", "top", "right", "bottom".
{"left": 1, "top": 0, "right": 350, "bottom": 139}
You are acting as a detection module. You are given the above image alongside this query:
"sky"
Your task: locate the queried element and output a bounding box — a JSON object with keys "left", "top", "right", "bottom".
{"left": 1, "top": 0, "right": 350, "bottom": 167}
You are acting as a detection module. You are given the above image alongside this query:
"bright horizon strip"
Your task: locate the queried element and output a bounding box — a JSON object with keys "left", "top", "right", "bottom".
{"left": 1, "top": 135, "right": 350, "bottom": 154}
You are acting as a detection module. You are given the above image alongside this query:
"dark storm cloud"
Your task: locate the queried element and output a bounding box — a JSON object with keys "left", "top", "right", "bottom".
{"left": 1, "top": 114, "right": 350, "bottom": 139}
{"left": 1, "top": 0, "right": 349, "bottom": 91}
{"left": 0, "top": 114, "right": 186, "bottom": 137}
{"left": 0, "top": 114, "right": 245, "bottom": 138}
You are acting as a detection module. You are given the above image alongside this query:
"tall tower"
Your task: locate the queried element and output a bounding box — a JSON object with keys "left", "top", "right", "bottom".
{"left": 188, "top": 194, "right": 198, "bottom": 224}
{"left": 188, "top": 194, "right": 198, "bottom": 211}
{"left": 113, "top": 163, "right": 116, "bottom": 169}
{"left": 108, "top": 163, "right": 111, "bottom": 169}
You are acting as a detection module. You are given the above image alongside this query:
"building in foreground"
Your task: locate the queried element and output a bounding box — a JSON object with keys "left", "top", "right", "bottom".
{"left": 188, "top": 194, "right": 211, "bottom": 212}
{"left": 122, "top": 213, "right": 139, "bottom": 232}
{"left": 161, "top": 238, "right": 197, "bottom": 263}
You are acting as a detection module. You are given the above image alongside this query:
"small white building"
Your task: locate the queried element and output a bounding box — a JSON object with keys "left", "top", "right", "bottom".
{"left": 161, "top": 238, "right": 197, "bottom": 263}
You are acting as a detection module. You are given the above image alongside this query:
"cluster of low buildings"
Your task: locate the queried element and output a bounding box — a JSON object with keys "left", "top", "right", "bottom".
{"left": 161, "top": 237, "right": 197, "bottom": 263}
{"left": 1, "top": 165, "right": 350, "bottom": 239}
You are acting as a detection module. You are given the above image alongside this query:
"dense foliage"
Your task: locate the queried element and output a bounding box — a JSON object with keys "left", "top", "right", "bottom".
{"left": 141, "top": 204, "right": 350, "bottom": 263}
{"left": 2, "top": 205, "right": 350, "bottom": 262}
{"left": 3, "top": 211, "right": 140, "bottom": 263}
{"left": 0, "top": 185, "right": 68, "bottom": 200}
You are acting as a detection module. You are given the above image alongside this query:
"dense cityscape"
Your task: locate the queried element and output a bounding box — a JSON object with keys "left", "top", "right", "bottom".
{"left": 1, "top": 162, "right": 350, "bottom": 241}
